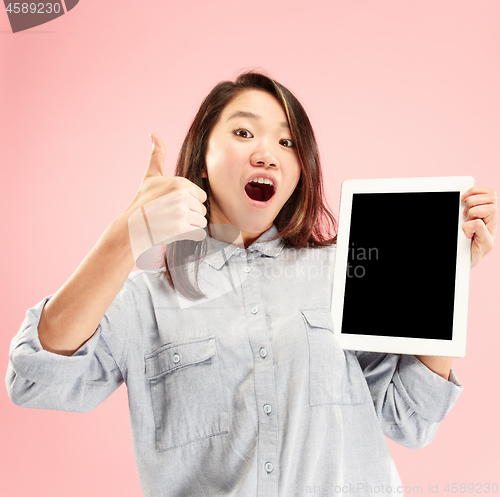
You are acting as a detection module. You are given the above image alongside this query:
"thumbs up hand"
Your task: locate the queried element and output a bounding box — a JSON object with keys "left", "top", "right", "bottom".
{"left": 124, "top": 133, "right": 208, "bottom": 266}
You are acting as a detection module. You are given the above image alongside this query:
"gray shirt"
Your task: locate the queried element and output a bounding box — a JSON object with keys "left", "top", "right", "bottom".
{"left": 6, "top": 224, "right": 463, "bottom": 497}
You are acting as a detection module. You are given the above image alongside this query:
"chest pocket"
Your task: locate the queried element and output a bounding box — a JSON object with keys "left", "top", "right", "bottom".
{"left": 145, "top": 336, "right": 229, "bottom": 451}
{"left": 302, "top": 308, "right": 364, "bottom": 407}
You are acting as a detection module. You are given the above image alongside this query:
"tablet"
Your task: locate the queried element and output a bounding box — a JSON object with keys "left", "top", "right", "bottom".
{"left": 331, "top": 176, "right": 474, "bottom": 357}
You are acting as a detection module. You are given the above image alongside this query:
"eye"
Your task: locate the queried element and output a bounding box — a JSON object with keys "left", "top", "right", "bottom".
{"left": 279, "top": 138, "right": 295, "bottom": 148}
{"left": 233, "top": 128, "right": 254, "bottom": 139}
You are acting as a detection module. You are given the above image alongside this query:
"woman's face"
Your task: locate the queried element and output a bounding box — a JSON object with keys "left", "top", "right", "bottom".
{"left": 203, "top": 89, "right": 301, "bottom": 247}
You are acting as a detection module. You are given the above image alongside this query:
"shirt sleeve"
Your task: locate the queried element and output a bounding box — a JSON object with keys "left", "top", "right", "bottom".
{"left": 354, "top": 350, "right": 464, "bottom": 450}
{"left": 5, "top": 284, "right": 132, "bottom": 413}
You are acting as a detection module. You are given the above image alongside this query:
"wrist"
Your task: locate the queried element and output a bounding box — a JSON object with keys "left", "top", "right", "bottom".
{"left": 414, "top": 355, "right": 452, "bottom": 381}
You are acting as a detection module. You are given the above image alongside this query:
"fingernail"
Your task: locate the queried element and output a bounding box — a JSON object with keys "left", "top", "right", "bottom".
{"left": 150, "top": 134, "right": 155, "bottom": 150}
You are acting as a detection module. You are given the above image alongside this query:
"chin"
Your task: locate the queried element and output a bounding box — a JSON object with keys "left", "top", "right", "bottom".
{"left": 228, "top": 217, "right": 274, "bottom": 237}
{"left": 241, "top": 222, "right": 274, "bottom": 236}
{"left": 211, "top": 203, "right": 277, "bottom": 237}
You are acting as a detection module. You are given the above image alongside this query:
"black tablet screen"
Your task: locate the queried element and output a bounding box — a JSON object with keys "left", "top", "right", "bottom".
{"left": 341, "top": 191, "right": 460, "bottom": 340}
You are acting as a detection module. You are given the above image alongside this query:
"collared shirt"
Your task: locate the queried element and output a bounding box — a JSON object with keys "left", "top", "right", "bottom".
{"left": 6, "top": 224, "right": 463, "bottom": 497}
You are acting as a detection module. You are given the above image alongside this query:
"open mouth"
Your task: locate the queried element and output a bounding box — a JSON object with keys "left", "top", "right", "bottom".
{"left": 244, "top": 177, "right": 275, "bottom": 202}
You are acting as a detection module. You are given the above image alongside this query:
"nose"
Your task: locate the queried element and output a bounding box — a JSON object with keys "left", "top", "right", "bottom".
{"left": 250, "top": 140, "right": 280, "bottom": 168}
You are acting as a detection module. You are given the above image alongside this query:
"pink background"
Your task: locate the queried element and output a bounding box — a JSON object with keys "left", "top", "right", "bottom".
{"left": 1, "top": 1, "right": 499, "bottom": 495}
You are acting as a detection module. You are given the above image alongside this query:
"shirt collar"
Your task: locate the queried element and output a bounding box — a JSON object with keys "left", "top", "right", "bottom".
{"left": 203, "top": 224, "right": 285, "bottom": 270}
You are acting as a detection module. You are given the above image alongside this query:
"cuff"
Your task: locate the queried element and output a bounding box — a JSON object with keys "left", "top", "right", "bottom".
{"left": 393, "top": 354, "right": 464, "bottom": 423}
{"left": 9, "top": 295, "right": 103, "bottom": 385}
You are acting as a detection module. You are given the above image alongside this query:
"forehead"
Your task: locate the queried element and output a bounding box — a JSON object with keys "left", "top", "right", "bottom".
{"left": 221, "top": 89, "right": 287, "bottom": 122}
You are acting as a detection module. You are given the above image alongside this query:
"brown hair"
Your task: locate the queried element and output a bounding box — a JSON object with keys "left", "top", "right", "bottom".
{"left": 161, "top": 70, "right": 337, "bottom": 299}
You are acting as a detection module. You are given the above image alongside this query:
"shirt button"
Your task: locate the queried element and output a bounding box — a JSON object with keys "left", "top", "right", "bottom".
{"left": 263, "top": 404, "right": 272, "bottom": 414}
{"left": 243, "top": 266, "right": 251, "bottom": 273}
{"left": 259, "top": 348, "right": 267, "bottom": 358}
{"left": 265, "top": 462, "right": 274, "bottom": 473}
{"left": 172, "top": 353, "right": 180, "bottom": 364}
{"left": 239, "top": 251, "right": 247, "bottom": 259}
{"left": 251, "top": 306, "right": 259, "bottom": 315}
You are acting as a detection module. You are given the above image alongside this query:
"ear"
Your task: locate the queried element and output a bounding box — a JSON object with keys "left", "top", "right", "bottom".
{"left": 201, "top": 169, "right": 208, "bottom": 179}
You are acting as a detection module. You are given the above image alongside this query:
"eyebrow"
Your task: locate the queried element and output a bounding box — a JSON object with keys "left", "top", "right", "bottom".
{"left": 227, "top": 111, "right": 289, "bottom": 128}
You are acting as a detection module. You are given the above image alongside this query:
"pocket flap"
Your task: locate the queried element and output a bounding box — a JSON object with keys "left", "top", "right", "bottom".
{"left": 145, "top": 336, "right": 216, "bottom": 380}
{"left": 301, "top": 308, "right": 334, "bottom": 331}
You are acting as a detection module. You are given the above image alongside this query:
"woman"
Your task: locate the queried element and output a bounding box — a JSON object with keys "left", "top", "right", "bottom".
{"left": 6, "top": 72, "right": 497, "bottom": 496}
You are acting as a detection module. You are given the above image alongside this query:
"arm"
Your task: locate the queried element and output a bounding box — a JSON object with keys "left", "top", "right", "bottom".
{"left": 38, "top": 213, "right": 135, "bottom": 356}
{"left": 6, "top": 133, "right": 208, "bottom": 412}
{"left": 354, "top": 350, "right": 463, "bottom": 450}
{"left": 414, "top": 355, "right": 452, "bottom": 380}
{"left": 6, "top": 288, "right": 131, "bottom": 412}
{"left": 5, "top": 211, "right": 136, "bottom": 411}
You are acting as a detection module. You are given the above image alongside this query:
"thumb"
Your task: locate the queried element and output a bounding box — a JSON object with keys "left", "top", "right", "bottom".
{"left": 145, "top": 133, "right": 166, "bottom": 177}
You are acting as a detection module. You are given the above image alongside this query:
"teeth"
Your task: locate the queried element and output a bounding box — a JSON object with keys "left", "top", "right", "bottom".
{"left": 250, "top": 177, "right": 274, "bottom": 187}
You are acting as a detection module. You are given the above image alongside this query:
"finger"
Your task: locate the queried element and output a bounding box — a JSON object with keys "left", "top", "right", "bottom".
{"left": 197, "top": 186, "right": 208, "bottom": 204}
{"left": 463, "top": 219, "right": 495, "bottom": 268}
{"left": 464, "top": 204, "right": 497, "bottom": 222}
{"left": 142, "top": 191, "right": 207, "bottom": 242}
{"left": 184, "top": 189, "right": 207, "bottom": 216}
{"left": 145, "top": 133, "right": 166, "bottom": 178}
{"left": 462, "top": 193, "right": 498, "bottom": 210}
{"left": 187, "top": 209, "right": 208, "bottom": 229}
{"left": 465, "top": 204, "right": 498, "bottom": 242}
{"left": 461, "top": 186, "right": 497, "bottom": 202}
{"left": 186, "top": 183, "right": 207, "bottom": 204}
{"left": 467, "top": 219, "right": 495, "bottom": 264}
{"left": 184, "top": 184, "right": 208, "bottom": 206}
{"left": 462, "top": 219, "right": 494, "bottom": 248}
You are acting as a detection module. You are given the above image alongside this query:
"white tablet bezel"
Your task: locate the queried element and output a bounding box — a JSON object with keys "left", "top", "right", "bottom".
{"left": 331, "top": 176, "right": 474, "bottom": 358}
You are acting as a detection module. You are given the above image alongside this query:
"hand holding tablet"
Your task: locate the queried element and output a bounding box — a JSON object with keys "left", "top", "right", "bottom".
{"left": 332, "top": 176, "right": 475, "bottom": 357}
